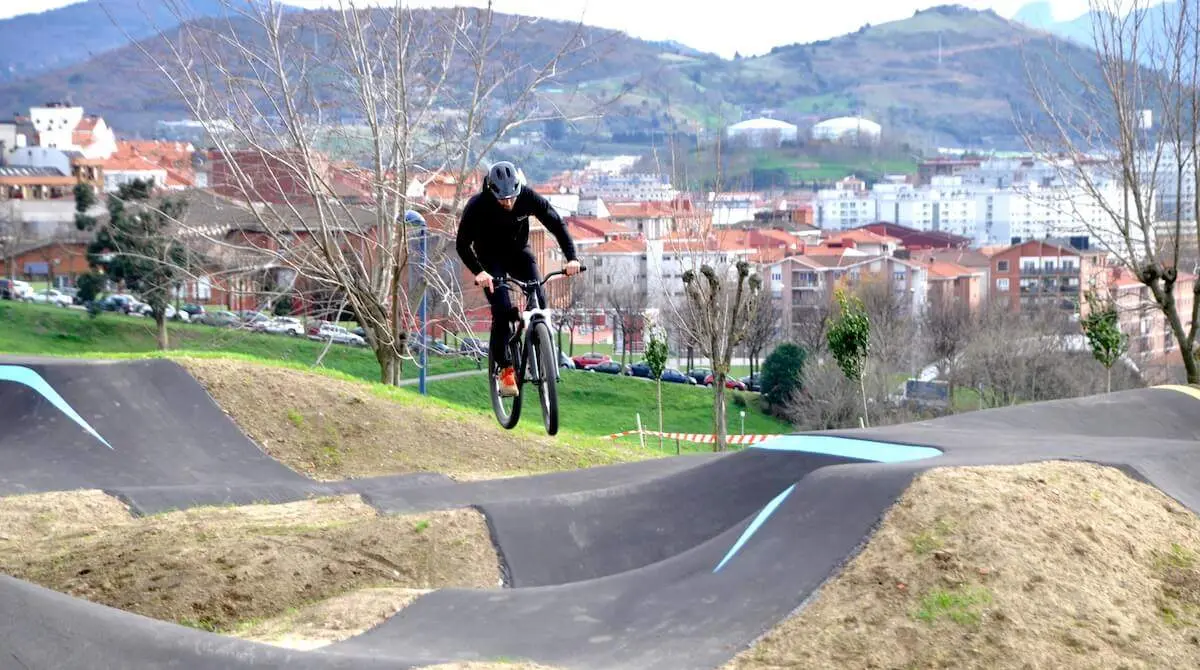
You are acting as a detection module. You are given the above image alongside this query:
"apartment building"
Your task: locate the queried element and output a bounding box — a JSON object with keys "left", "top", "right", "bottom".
{"left": 1103, "top": 267, "right": 1195, "bottom": 379}
{"left": 769, "top": 249, "right": 930, "bottom": 339}
{"left": 988, "top": 240, "right": 1106, "bottom": 313}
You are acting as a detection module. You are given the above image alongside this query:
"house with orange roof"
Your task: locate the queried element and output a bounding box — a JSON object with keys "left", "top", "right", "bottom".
{"left": 605, "top": 198, "right": 712, "bottom": 239}
{"left": 822, "top": 228, "right": 902, "bottom": 256}
{"left": 923, "top": 259, "right": 986, "bottom": 310}
{"left": 766, "top": 245, "right": 932, "bottom": 339}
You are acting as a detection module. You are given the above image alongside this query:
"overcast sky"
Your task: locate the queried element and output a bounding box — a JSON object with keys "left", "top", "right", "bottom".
{"left": 0, "top": 0, "right": 1124, "bottom": 58}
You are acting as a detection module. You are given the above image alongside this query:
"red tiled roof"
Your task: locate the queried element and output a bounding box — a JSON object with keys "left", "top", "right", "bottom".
{"left": 567, "top": 216, "right": 636, "bottom": 238}
{"left": 826, "top": 228, "right": 902, "bottom": 245}
{"left": 584, "top": 238, "right": 646, "bottom": 254}
{"left": 925, "top": 260, "right": 977, "bottom": 280}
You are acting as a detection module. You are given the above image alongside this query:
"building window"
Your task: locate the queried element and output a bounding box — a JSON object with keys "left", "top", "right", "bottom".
{"left": 997, "top": 278, "right": 1010, "bottom": 291}
{"left": 997, "top": 260, "right": 1009, "bottom": 272}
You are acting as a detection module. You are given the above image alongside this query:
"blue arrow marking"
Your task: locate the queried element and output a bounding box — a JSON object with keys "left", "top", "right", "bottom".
{"left": 713, "top": 483, "right": 796, "bottom": 573}
{"left": 0, "top": 365, "right": 113, "bottom": 449}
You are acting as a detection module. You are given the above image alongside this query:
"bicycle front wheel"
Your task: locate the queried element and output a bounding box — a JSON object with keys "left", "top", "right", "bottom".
{"left": 489, "top": 336, "right": 522, "bottom": 430}
{"left": 529, "top": 320, "right": 559, "bottom": 435}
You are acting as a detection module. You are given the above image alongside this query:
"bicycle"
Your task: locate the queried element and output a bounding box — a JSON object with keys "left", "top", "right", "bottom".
{"left": 487, "top": 266, "right": 586, "bottom": 436}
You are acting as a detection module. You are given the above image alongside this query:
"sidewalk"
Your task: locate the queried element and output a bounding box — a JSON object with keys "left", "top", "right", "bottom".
{"left": 397, "top": 369, "right": 485, "bottom": 386}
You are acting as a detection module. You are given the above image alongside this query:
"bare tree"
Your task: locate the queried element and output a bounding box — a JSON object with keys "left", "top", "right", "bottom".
{"left": 1022, "top": 0, "right": 1200, "bottom": 382}
{"left": 0, "top": 201, "right": 26, "bottom": 283}
{"left": 743, "top": 294, "right": 781, "bottom": 379}
{"left": 606, "top": 278, "right": 647, "bottom": 367}
{"left": 853, "top": 272, "right": 918, "bottom": 375}
{"left": 555, "top": 269, "right": 591, "bottom": 357}
{"left": 132, "top": 0, "right": 607, "bottom": 384}
{"left": 676, "top": 261, "right": 762, "bottom": 451}
{"left": 923, "top": 298, "right": 975, "bottom": 399}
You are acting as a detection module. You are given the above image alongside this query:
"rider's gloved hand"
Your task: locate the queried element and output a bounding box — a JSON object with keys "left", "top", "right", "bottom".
{"left": 564, "top": 260, "right": 582, "bottom": 276}
{"left": 474, "top": 270, "right": 494, "bottom": 291}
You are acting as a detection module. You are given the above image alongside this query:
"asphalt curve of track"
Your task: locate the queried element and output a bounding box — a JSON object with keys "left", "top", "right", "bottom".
{"left": 2, "top": 355, "right": 1199, "bottom": 669}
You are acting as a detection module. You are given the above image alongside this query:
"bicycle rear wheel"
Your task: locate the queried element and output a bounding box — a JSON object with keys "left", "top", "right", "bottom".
{"left": 528, "top": 320, "right": 559, "bottom": 435}
{"left": 489, "top": 331, "right": 523, "bottom": 430}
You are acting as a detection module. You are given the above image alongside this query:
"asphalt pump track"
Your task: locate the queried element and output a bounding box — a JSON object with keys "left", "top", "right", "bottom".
{"left": 1, "top": 355, "right": 1199, "bottom": 669}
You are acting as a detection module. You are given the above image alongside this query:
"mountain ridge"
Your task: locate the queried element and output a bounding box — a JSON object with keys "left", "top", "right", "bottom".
{"left": 0, "top": 3, "right": 1106, "bottom": 157}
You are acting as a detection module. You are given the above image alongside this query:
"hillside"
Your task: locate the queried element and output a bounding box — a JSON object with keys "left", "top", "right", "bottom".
{"left": 0, "top": 0, "right": 265, "bottom": 83}
{"left": 0, "top": 4, "right": 1105, "bottom": 157}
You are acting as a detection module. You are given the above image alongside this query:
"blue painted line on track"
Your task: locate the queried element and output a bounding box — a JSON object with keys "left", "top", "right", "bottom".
{"left": 0, "top": 365, "right": 113, "bottom": 449}
{"left": 714, "top": 435, "right": 940, "bottom": 572}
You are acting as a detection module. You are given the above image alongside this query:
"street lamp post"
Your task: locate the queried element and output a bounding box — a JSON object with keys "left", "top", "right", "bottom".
{"left": 405, "top": 210, "right": 428, "bottom": 395}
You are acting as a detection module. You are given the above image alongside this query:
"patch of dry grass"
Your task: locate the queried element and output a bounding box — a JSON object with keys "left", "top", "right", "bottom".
{"left": 179, "top": 357, "right": 649, "bottom": 480}
{"left": 0, "top": 491, "right": 498, "bottom": 633}
{"left": 725, "top": 461, "right": 1200, "bottom": 670}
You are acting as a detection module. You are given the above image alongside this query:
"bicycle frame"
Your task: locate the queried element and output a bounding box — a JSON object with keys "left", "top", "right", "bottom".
{"left": 493, "top": 269, "right": 570, "bottom": 382}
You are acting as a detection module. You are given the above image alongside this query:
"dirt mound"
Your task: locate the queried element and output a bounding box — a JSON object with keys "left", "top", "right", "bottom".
{"left": 0, "top": 492, "right": 498, "bottom": 633}
{"left": 725, "top": 461, "right": 1200, "bottom": 670}
{"left": 179, "top": 357, "right": 648, "bottom": 480}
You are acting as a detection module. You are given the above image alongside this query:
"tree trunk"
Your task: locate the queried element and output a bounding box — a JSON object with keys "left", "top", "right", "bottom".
{"left": 1106, "top": 365, "right": 1112, "bottom": 394}
{"left": 656, "top": 378, "right": 664, "bottom": 452}
{"left": 377, "top": 343, "right": 402, "bottom": 386}
{"left": 858, "top": 374, "right": 870, "bottom": 428}
{"left": 713, "top": 374, "right": 728, "bottom": 452}
{"left": 155, "top": 313, "right": 169, "bottom": 350}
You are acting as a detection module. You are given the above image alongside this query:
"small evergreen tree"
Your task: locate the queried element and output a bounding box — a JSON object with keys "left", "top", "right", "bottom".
{"left": 78, "top": 179, "right": 193, "bottom": 349}
{"left": 644, "top": 328, "right": 669, "bottom": 452}
{"left": 761, "top": 342, "right": 807, "bottom": 409}
{"left": 827, "top": 288, "right": 872, "bottom": 426}
{"left": 1080, "top": 289, "right": 1128, "bottom": 393}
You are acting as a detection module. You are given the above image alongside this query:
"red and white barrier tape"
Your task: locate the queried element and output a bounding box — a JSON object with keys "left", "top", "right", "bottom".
{"left": 605, "top": 430, "right": 776, "bottom": 445}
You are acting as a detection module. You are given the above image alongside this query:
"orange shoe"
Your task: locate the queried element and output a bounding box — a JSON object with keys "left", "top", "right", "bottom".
{"left": 498, "top": 366, "right": 519, "bottom": 397}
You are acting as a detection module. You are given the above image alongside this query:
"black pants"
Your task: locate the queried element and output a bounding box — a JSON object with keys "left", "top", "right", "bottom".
{"left": 484, "top": 247, "right": 544, "bottom": 368}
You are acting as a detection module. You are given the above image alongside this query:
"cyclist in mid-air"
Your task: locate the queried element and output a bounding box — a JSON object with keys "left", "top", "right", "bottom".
{"left": 455, "top": 161, "right": 581, "bottom": 398}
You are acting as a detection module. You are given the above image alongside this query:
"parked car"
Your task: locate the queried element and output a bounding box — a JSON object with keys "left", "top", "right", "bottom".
{"left": 236, "top": 311, "right": 271, "bottom": 328}
{"left": 261, "top": 316, "right": 305, "bottom": 336}
{"left": 307, "top": 322, "right": 365, "bottom": 346}
{"left": 703, "top": 373, "right": 747, "bottom": 391}
{"left": 572, "top": 351, "right": 611, "bottom": 368}
{"left": 661, "top": 368, "right": 697, "bottom": 385}
{"left": 627, "top": 361, "right": 652, "bottom": 378}
{"left": 97, "top": 294, "right": 142, "bottom": 314}
{"left": 740, "top": 374, "right": 761, "bottom": 392}
{"left": 458, "top": 337, "right": 488, "bottom": 358}
{"left": 586, "top": 361, "right": 627, "bottom": 375}
{"left": 197, "top": 310, "right": 242, "bottom": 328}
{"left": 0, "top": 279, "right": 34, "bottom": 301}
{"left": 559, "top": 352, "right": 576, "bottom": 369}
{"left": 686, "top": 368, "right": 712, "bottom": 385}
{"left": 180, "top": 303, "right": 206, "bottom": 319}
{"left": 31, "top": 288, "right": 73, "bottom": 307}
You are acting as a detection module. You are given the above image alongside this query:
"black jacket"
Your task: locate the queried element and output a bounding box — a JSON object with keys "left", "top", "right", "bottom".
{"left": 455, "top": 186, "right": 578, "bottom": 276}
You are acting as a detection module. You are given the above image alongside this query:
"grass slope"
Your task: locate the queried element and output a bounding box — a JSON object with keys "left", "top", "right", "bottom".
{"left": 0, "top": 301, "right": 475, "bottom": 381}
{"left": 422, "top": 370, "right": 791, "bottom": 440}
{"left": 725, "top": 462, "right": 1200, "bottom": 669}
{"left": 2, "top": 300, "right": 791, "bottom": 442}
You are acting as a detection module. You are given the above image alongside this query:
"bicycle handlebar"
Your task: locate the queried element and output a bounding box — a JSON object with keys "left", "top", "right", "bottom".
{"left": 494, "top": 265, "right": 588, "bottom": 291}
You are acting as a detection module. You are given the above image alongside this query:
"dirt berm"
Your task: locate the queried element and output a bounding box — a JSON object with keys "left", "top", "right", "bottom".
{"left": 725, "top": 461, "right": 1200, "bottom": 669}
{"left": 0, "top": 491, "right": 499, "bottom": 636}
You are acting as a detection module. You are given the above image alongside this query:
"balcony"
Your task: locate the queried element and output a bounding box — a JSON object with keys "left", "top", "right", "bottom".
{"left": 1019, "top": 265, "right": 1078, "bottom": 276}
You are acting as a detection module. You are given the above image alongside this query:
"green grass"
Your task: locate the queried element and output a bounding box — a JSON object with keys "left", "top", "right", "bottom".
{"left": 2, "top": 300, "right": 782, "bottom": 446}
{"left": 0, "top": 301, "right": 475, "bottom": 381}
{"left": 417, "top": 369, "right": 790, "bottom": 442}
{"left": 913, "top": 585, "right": 993, "bottom": 625}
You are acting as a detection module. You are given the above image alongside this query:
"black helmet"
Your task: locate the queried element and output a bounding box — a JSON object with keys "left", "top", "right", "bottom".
{"left": 486, "top": 161, "right": 523, "bottom": 199}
